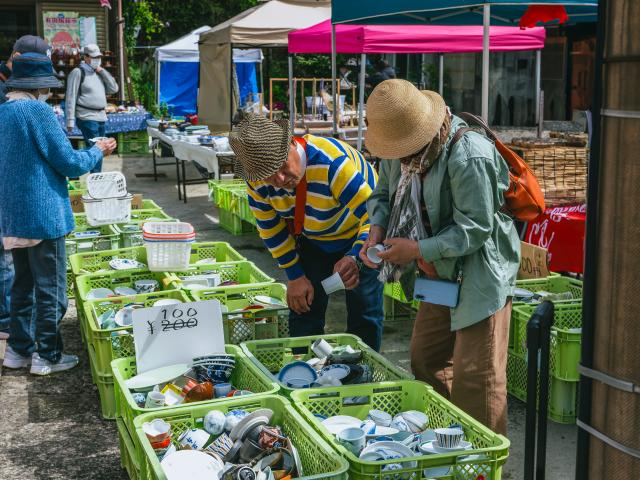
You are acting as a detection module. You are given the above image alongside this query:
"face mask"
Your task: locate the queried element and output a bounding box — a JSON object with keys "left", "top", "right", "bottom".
{"left": 90, "top": 58, "right": 101, "bottom": 69}
{"left": 38, "top": 92, "right": 50, "bottom": 103}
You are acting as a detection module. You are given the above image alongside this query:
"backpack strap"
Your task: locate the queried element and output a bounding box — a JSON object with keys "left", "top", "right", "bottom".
{"left": 449, "top": 127, "right": 473, "bottom": 150}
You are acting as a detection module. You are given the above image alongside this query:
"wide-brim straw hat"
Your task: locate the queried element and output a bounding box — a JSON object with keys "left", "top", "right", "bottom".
{"left": 365, "top": 79, "right": 447, "bottom": 159}
{"left": 5, "top": 52, "right": 62, "bottom": 90}
{"left": 229, "top": 113, "right": 292, "bottom": 182}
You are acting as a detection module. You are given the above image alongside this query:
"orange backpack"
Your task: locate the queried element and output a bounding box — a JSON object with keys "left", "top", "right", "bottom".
{"left": 453, "top": 112, "right": 546, "bottom": 222}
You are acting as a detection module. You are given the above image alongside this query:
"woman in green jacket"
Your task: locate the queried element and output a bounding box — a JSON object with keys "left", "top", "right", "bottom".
{"left": 360, "top": 79, "right": 520, "bottom": 435}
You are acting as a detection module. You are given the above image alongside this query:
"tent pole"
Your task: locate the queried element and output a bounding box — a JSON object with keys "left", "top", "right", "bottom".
{"left": 288, "top": 54, "right": 294, "bottom": 132}
{"left": 155, "top": 55, "right": 160, "bottom": 106}
{"left": 535, "top": 49, "right": 542, "bottom": 126}
{"left": 331, "top": 23, "right": 337, "bottom": 136}
{"left": 482, "top": 4, "right": 490, "bottom": 122}
{"left": 357, "top": 53, "right": 366, "bottom": 151}
{"left": 438, "top": 53, "right": 444, "bottom": 96}
{"left": 259, "top": 56, "right": 265, "bottom": 115}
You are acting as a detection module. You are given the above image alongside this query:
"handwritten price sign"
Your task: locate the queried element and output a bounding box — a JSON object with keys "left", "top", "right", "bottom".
{"left": 132, "top": 300, "right": 225, "bottom": 373}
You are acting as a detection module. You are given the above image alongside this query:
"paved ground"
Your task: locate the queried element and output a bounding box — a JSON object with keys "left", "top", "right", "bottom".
{"left": 0, "top": 154, "right": 577, "bottom": 479}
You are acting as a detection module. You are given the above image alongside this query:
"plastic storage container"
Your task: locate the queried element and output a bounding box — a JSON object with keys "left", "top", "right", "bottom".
{"left": 292, "top": 381, "right": 510, "bottom": 480}
{"left": 143, "top": 222, "right": 196, "bottom": 272}
{"left": 82, "top": 194, "right": 133, "bottom": 226}
{"left": 133, "top": 395, "right": 349, "bottom": 480}
{"left": 240, "top": 334, "right": 413, "bottom": 396}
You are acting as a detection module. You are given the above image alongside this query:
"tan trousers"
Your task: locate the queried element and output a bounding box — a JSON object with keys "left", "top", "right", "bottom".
{"left": 410, "top": 300, "right": 512, "bottom": 435}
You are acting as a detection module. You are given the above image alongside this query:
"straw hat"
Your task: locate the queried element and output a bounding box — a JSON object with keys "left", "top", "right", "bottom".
{"left": 229, "top": 113, "right": 292, "bottom": 182}
{"left": 365, "top": 79, "right": 447, "bottom": 159}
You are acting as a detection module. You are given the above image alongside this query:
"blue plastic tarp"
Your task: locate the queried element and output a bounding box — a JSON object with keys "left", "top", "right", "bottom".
{"left": 331, "top": 0, "right": 597, "bottom": 25}
{"left": 159, "top": 61, "right": 199, "bottom": 116}
{"left": 236, "top": 62, "right": 259, "bottom": 106}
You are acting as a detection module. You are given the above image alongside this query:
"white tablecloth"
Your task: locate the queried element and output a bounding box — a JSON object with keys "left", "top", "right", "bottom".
{"left": 147, "top": 127, "right": 177, "bottom": 146}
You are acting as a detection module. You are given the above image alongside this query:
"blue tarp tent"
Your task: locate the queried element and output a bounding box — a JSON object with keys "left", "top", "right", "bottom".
{"left": 155, "top": 26, "right": 211, "bottom": 116}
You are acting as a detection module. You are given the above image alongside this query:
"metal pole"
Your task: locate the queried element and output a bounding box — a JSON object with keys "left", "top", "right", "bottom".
{"left": 438, "top": 53, "right": 444, "bottom": 96}
{"left": 536, "top": 301, "right": 555, "bottom": 480}
{"left": 288, "top": 54, "right": 294, "bottom": 132}
{"left": 535, "top": 49, "right": 542, "bottom": 125}
{"left": 481, "top": 4, "right": 490, "bottom": 122}
{"left": 357, "top": 53, "right": 366, "bottom": 151}
{"left": 538, "top": 90, "right": 544, "bottom": 138}
{"left": 331, "top": 23, "right": 337, "bottom": 136}
{"left": 117, "top": 0, "right": 125, "bottom": 104}
{"left": 155, "top": 54, "right": 160, "bottom": 106}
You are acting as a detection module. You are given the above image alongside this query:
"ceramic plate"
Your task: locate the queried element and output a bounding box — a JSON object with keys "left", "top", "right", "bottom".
{"left": 109, "top": 258, "right": 146, "bottom": 270}
{"left": 114, "top": 286, "right": 137, "bottom": 296}
{"left": 418, "top": 440, "right": 472, "bottom": 455}
{"left": 86, "top": 288, "right": 115, "bottom": 300}
{"left": 321, "top": 415, "right": 362, "bottom": 435}
{"left": 360, "top": 441, "right": 418, "bottom": 468}
{"left": 153, "top": 299, "right": 182, "bottom": 307}
{"left": 319, "top": 364, "right": 350, "bottom": 381}
{"left": 125, "top": 363, "right": 190, "bottom": 390}
{"left": 278, "top": 361, "right": 318, "bottom": 384}
{"left": 290, "top": 442, "right": 304, "bottom": 477}
{"left": 366, "top": 426, "right": 400, "bottom": 438}
{"left": 254, "top": 295, "right": 286, "bottom": 306}
{"left": 160, "top": 450, "right": 223, "bottom": 479}
{"left": 229, "top": 408, "right": 274, "bottom": 441}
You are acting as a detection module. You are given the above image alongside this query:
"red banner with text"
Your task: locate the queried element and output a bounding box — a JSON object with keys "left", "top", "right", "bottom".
{"left": 524, "top": 204, "right": 586, "bottom": 273}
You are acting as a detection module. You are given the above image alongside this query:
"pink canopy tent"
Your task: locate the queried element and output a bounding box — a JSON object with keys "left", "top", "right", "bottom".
{"left": 286, "top": 20, "right": 546, "bottom": 147}
{"left": 288, "top": 20, "right": 546, "bottom": 54}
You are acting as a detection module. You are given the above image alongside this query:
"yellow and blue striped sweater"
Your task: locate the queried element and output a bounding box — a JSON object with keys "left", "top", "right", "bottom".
{"left": 247, "top": 135, "right": 377, "bottom": 280}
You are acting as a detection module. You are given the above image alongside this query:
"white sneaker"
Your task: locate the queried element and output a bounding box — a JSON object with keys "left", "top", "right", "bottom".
{"left": 3, "top": 346, "right": 32, "bottom": 369}
{"left": 30, "top": 353, "right": 79, "bottom": 376}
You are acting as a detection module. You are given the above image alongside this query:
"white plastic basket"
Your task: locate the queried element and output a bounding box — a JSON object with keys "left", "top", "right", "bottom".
{"left": 144, "top": 238, "right": 194, "bottom": 272}
{"left": 86, "top": 172, "right": 128, "bottom": 199}
{"left": 82, "top": 194, "right": 133, "bottom": 226}
{"left": 142, "top": 222, "right": 194, "bottom": 237}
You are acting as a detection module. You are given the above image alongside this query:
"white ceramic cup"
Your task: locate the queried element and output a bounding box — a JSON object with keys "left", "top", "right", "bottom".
{"left": 321, "top": 272, "right": 345, "bottom": 295}
{"left": 311, "top": 338, "right": 334, "bottom": 359}
{"left": 366, "top": 244, "right": 385, "bottom": 264}
{"left": 337, "top": 427, "right": 366, "bottom": 456}
{"left": 145, "top": 391, "right": 166, "bottom": 408}
{"left": 178, "top": 428, "right": 211, "bottom": 450}
{"left": 203, "top": 410, "right": 226, "bottom": 436}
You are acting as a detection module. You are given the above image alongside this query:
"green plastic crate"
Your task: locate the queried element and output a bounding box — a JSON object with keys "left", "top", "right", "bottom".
{"left": 89, "top": 342, "right": 117, "bottom": 419}
{"left": 117, "top": 418, "right": 141, "bottom": 480}
{"left": 382, "top": 282, "right": 419, "bottom": 313}
{"left": 73, "top": 209, "right": 171, "bottom": 230}
{"left": 69, "top": 242, "right": 243, "bottom": 276}
{"left": 67, "top": 179, "right": 85, "bottom": 191}
{"left": 66, "top": 224, "right": 120, "bottom": 270}
{"left": 507, "top": 351, "right": 578, "bottom": 424}
{"left": 83, "top": 290, "right": 192, "bottom": 380}
{"left": 219, "top": 208, "right": 256, "bottom": 235}
{"left": 112, "top": 345, "right": 279, "bottom": 458}
{"left": 190, "top": 283, "right": 290, "bottom": 343}
{"left": 291, "top": 381, "right": 510, "bottom": 480}
{"left": 515, "top": 275, "right": 583, "bottom": 304}
{"left": 163, "top": 261, "right": 273, "bottom": 290}
{"left": 240, "top": 334, "right": 413, "bottom": 396}
{"left": 133, "top": 395, "right": 349, "bottom": 480}
{"left": 216, "top": 182, "right": 248, "bottom": 210}
{"left": 208, "top": 179, "right": 245, "bottom": 205}
{"left": 511, "top": 302, "right": 582, "bottom": 380}
{"left": 140, "top": 199, "right": 162, "bottom": 210}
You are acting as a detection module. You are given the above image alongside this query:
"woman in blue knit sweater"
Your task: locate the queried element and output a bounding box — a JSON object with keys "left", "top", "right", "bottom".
{"left": 0, "top": 53, "right": 117, "bottom": 375}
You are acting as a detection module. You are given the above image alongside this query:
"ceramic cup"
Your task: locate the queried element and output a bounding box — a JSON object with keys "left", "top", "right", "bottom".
{"left": 434, "top": 427, "right": 464, "bottom": 449}
{"left": 214, "top": 383, "right": 232, "bottom": 398}
{"left": 143, "top": 419, "right": 171, "bottom": 443}
{"left": 178, "top": 428, "right": 211, "bottom": 450}
{"left": 337, "top": 427, "right": 366, "bottom": 456}
{"left": 207, "top": 432, "right": 234, "bottom": 457}
{"left": 204, "top": 410, "right": 227, "bottom": 436}
{"left": 311, "top": 338, "right": 334, "bottom": 359}
{"left": 321, "top": 272, "right": 345, "bottom": 295}
{"left": 366, "top": 244, "right": 385, "bottom": 264}
{"left": 145, "top": 391, "right": 166, "bottom": 408}
{"left": 134, "top": 279, "right": 159, "bottom": 294}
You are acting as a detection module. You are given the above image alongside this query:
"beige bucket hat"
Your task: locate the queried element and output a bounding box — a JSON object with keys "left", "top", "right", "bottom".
{"left": 365, "top": 79, "right": 447, "bottom": 159}
{"left": 229, "top": 113, "right": 292, "bottom": 182}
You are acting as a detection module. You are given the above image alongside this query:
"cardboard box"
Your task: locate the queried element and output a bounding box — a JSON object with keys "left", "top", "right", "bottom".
{"left": 518, "top": 241, "right": 550, "bottom": 280}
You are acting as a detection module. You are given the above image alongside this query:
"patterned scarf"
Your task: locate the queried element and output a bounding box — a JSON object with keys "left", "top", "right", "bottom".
{"left": 379, "top": 113, "right": 452, "bottom": 285}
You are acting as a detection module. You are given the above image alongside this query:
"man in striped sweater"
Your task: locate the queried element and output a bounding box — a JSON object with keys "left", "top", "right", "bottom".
{"left": 230, "top": 114, "right": 384, "bottom": 350}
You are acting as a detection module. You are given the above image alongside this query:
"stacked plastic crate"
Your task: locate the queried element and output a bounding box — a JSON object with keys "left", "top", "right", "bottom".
{"left": 208, "top": 179, "right": 256, "bottom": 235}
{"left": 507, "top": 275, "right": 583, "bottom": 423}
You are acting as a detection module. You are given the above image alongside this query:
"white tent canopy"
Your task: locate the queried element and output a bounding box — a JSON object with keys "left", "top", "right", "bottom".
{"left": 156, "top": 26, "right": 211, "bottom": 62}
{"left": 198, "top": 0, "right": 331, "bottom": 131}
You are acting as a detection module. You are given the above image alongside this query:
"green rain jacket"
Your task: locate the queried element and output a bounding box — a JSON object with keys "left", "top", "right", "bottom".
{"left": 368, "top": 115, "right": 520, "bottom": 330}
